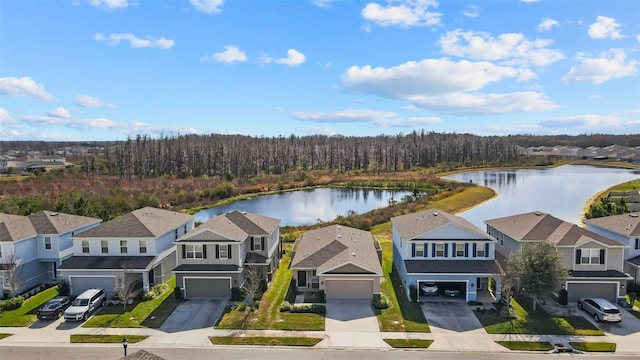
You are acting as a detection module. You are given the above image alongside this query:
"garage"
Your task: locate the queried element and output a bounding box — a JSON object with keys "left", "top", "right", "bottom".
{"left": 418, "top": 280, "right": 467, "bottom": 302}
{"left": 325, "top": 279, "right": 373, "bottom": 300}
{"left": 566, "top": 282, "right": 617, "bottom": 302}
{"left": 184, "top": 277, "right": 231, "bottom": 298}
{"left": 70, "top": 276, "right": 116, "bottom": 297}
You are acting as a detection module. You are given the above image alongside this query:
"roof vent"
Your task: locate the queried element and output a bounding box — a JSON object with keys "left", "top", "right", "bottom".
{"left": 50, "top": 213, "right": 59, "bottom": 216}
{"left": 352, "top": 252, "right": 356, "bottom": 257}
{"left": 630, "top": 214, "right": 639, "bottom": 218}
{"left": 337, "top": 235, "right": 341, "bottom": 238}
{"left": 535, "top": 211, "right": 543, "bottom": 216}
{"left": 433, "top": 211, "right": 439, "bottom": 216}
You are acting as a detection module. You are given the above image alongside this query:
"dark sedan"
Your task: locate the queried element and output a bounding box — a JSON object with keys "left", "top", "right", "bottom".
{"left": 37, "top": 296, "right": 71, "bottom": 320}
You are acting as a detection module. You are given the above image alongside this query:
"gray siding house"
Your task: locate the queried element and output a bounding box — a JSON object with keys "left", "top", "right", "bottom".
{"left": 585, "top": 212, "right": 640, "bottom": 284}
{"left": 290, "top": 225, "right": 382, "bottom": 300}
{"left": 173, "top": 211, "right": 281, "bottom": 299}
{"left": 0, "top": 211, "right": 101, "bottom": 296}
{"left": 392, "top": 210, "right": 502, "bottom": 303}
{"left": 59, "top": 207, "right": 194, "bottom": 297}
{"left": 486, "top": 211, "right": 631, "bottom": 302}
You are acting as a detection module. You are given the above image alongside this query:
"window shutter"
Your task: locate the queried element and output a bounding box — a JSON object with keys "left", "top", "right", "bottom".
{"left": 444, "top": 243, "right": 448, "bottom": 258}
{"left": 599, "top": 249, "right": 605, "bottom": 264}
{"left": 485, "top": 243, "right": 489, "bottom": 258}
{"left": 228, "top": 244, "right": 232, "bottom": 258}
{"left": 575, "top": 249, "right": 581, "bottom": 264}
{"left": 250, "top": 237, "right": 254, "bottom": 251}
{"left": 261, "top": 237, "right": 265, "bottom": 250}
{"left": 203, "top": 245, "right": 207, "bottom": 259}
{"left": 464, "top": 243, "right": 469, "bottom": 257}
{"left": 472, "top": 243, "right": 477, "bottom": 258}
{"left": 215, "top": 245, "right": 220, "bottom": 259}
{"left": 432, "top": 243, "right": 436, "bottom": 257}
{"left": 412, "top": 243, "right": 416, "bottom": 257}
{"left": 182, "top": 244, "right": 186, "bottom": 259}
{"left": 452, "top": 243, "right": 456, "bottom": 258}
{"left": 424, "top": 243, "right": 428, "bottom": 257}
{"left": 636, "top": 238, "right": 639, "bottom": 249}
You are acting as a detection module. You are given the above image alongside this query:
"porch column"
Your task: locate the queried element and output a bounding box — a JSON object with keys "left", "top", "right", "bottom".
{"left": 494, "top": 277, "right": 502, "bottom": 301}
{"left": 142, "top": 272, "right": 150, "bottom": 293}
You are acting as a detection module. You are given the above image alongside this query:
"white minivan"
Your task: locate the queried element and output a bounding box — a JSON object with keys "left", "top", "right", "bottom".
{"left": 64, "top": 288, "right": 106, "bottom": 321}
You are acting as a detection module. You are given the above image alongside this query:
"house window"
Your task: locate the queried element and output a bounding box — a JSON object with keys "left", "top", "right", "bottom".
{"left": 499, "top": 233, "right": 504, "bottom": 246}
{"left": 82, "top": 240, "right": 90, "bottom": 254}
{"left": 120, "top": 240, "right": 128, "bottom": 254}
{"left": 456, "top": 243, "right": 465, "bottom": 257}
{"left": 0, "top": 245, "right": 3, "bottom": 259}
{"left": 219, "top": 245, "right": 228, "bottom": 259}
{"left": 415, "top": 243, "right": 424, "bottom": 257}
{"left": 635, "top": 238, "right": 639, "bottom": 250}
{"left": 139, "top": 240, "right": 147, "bottom": 254}
{"left": 253, "top": 237, "right": 262, "bottom": 251}
{"left": 185, "top": 244, "right": 204, "bottom": 259}
{"left": 580, "top": 249, "right": 600, "bottom": 264}
{"left": 101, "top": 240, "right": 108, "bottom": 254}
{"left": 183, "top": 225, "right": 187, "bottom": 233}
{"left": 476, "top": 243, "right": 486, "bottom": 257}
{"left": 44, "top": 237, "right": 52, "bottom": 250}
{"left": 435, "top": 243, "right": 445, "bottom": 257}
{"left": 174, "top": 229, "right": 179, "bottom": 240}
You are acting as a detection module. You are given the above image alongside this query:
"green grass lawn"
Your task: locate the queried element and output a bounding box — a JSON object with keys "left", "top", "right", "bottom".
{"left": 475, "top": 296, "right": 603, "bottom": 335}
{"left": 70, "top": 334, "right": 148, "bottom": 343}
{"left": 216, "top": 252, "right": 324, "bottom": 331}
{"left": 383, "top": 339, "right": 433, "bottom": 348}
{"left": 569, "top": 342, "right": 616, "bottom": 352}
{"left": 0, "top": 333, "right": 14, "bottom": 339}
{"left": 82, "top": 277, "right": 179, "bottom": 328}
{"left": 210, "top": 336, "right": 322, "bottom": 346}
{"left": 0, "top": 286, "right": 58, "bottom": 327}
{"left": 495, "top": 341, "right": 553, "bottom": 351}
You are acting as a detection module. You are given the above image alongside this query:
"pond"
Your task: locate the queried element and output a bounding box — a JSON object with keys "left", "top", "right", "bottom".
{"left": 443, "top": 164, "right": 639, "bottom": 229}
{"left": 193, "top": 188, "right": 413, "bottom": 226}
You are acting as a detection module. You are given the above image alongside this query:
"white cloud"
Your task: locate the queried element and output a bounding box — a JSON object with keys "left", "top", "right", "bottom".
{"left": 88, "top": 0, "right": 128, "bottom": 11}
{"left": 562, "top": 49, "right": 637, "bottom": 84}
{"left": 463, "top": 5, "right": 479, "bottom": 18}
{"left": 521, "top": 0, "right": 540, "bottom": 3}
{"left": 539, "top": 114, "right": 640, "bottom": 131}
{"left": 48, "top": 107, "right": 71, "bottom": 119}
{"left": 258, "top": 53, "right": 274, "bottom": 65}
{"left": 276, "top": 49, "right": 306, "bottom": 67}
{"left": 190, "top": 0, "right": 224, "bottom": 14}
{"left": 291, "top": 109, "right": 441, "bottom": 127}
{"left": 439, "top": 29, "right": 564, "bottom": 67}
{"left": 637, "top": 34, "right": 640, "bottom": 43}
{"left": 203, "top": 45, "right": 248, "bottom": 64}
{"left": 312, "top": 0, "right": 334, "bottom": 9}
{"left": 538, "top": 18, "right": 559, "bottom": 32}
{"left": 298, "top": 125, "right": 338, "bottom": 136}
{"left": 588, "top": 16, "right": 624, "bottom": 40}
{"left": 361, "top": 0, "right": 442, "bottom": 28}
{"left": 406, "top": 92, "right": 557, "bottom": 115}
{"left": 74, "top": 94, "right": 114, "bottom": 108}
{"left": 0, "top": 76, "right": 55, "bottom": 101}
{"left": 93, "top": 33, "right": 175, "bottom": 49}
{"left": 0, "top": 108, "right": 13, "bottom": 124}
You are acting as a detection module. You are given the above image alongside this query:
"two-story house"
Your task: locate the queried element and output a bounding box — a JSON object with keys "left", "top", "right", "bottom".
{"left": 173, "top": 210, "right": 281, "bottom": 299}
{"left": 585, "top": 212, "right": 640, "bottom": 284}
{"left": 58, "top": 207, "right": 194, "bottom": 297}
{"left": 0, "top": 211, "right": 101, "bottom": 296}
{"left": 290, "top": 224, "right": 383, "bottom": 300}
{"left": 486, "top": 211, "right": 631, "bottom": 302}
{"left": 392, "top": 210, "right": 502, "bottom": 303}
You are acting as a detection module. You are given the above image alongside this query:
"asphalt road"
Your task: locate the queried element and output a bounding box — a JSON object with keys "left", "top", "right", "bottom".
{"left": 0, "top": 345, "right": 634, "bottom": 360}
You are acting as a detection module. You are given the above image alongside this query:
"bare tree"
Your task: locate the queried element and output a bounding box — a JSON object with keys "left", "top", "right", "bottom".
{"left": 241, "top": 263, "right": 262, "bottom": 305}
{"left": 113, "top": 258, "right": 132, "bottom": 311}
{"left": 1, "top": 252, "right": 22, "bottom": 297}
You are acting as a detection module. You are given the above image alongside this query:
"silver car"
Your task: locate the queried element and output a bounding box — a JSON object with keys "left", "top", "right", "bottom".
{"left": 577, "top": 297, "right": 622, "bottom": 323}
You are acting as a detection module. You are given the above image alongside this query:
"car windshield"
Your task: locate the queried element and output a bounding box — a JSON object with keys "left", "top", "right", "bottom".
{"left": 604, "top": 309, "right": 620, "bottom": 314}
{"left": 41, "top": 303, "right": 57, "bottom": 310}
{"left": 72, "top": 298, "right": 89, "bottom": 306}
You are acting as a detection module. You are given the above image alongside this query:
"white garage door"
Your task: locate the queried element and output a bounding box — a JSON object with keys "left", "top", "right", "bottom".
{"left": 325, "top": 280, "right": 373, "bottom": 300}
{"left": 70, "top": 276, "right": 116, "bottom": 297}
{"left": 567, "top": 282, "right": 617, "bottom": 302}
{"left": 184, "top": 278, "right": 231, "bottom": 298}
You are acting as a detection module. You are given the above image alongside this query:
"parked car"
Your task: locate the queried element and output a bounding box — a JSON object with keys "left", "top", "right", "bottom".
{"left": 37, "top": 296, "right": 71, "bottom": 320}
{"left": 578, "top": 297, "right": 622, "bottom": 323}
{"left": 63, "top": 288, "right": 106, "bottom": 321}
{"left": 444, "top": 289, "right": 461, "bottom": 297}
{"left": 421, "top": 282, "right": 439, "bottom": 296}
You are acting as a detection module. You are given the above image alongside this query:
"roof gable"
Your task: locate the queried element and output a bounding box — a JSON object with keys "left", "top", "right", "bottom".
{"left": 320, "top": 262, "right": 377, "bottom": 275}
{"left": 187, "top": 210, "right": 280, "bottom": 242}
{"left": 585, "top": 212, "right": 640, "bottom": 237}
{"left": 392, "top": 209, "right": 492, "bottom": 241}
{"left": 28, "top": 211, "right": 101, "bottom": 234}
{"left": 0, "top": 214, "right": 37, "bottom": 242}
{"left": 77, "top": 207, "right": 193, "bottom": 238}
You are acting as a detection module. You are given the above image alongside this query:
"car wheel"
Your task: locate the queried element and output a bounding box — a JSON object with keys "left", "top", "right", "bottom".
{"left": 101, "top": 298, "right": 106, "bottom": 307}
{"left": 577, "top": 301, "right": 583, "bottom": 310}
{"left": 594, "top": 314, "right": 600, "bottom": 322}
{"left": 83, "top": 312, "right": 89, "bottom": 321}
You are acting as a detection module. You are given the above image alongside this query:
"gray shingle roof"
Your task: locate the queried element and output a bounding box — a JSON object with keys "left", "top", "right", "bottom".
{"left": 1, "top": 211, "right": 100, "bottom": 242}
{"left": 77, "top": 207, "right": 193, "bottom": 238}
{"left": 291, "top": 225, "right": 382, "bottom": 275}
{"left": 567, "top": 270, "right": 630, "bottom": 279}
{"left": 172, "top": 264, "right": 241, "bottom": 272}
{"left": 0, "top": 214, "right": 37, "bottom": 242}
{"left": 485, "top": 211, "right": 625, "bottom": 247}
{"left": 404, "top": 260, "right": 502, "bottom": 274}
{"left": 585, "top": 212, "right": 640, "bottom": 237}
{"left": 626, "top": 255, "right": 640, "bottom": 267}
{"left": 391, "top": 209, "right": 493, "bottom": 241}
{"left": 177, "top": 210, "right": 279, "bottom": 243}
{"left": 58, "top": 256, "right": 155, "bottom": 270}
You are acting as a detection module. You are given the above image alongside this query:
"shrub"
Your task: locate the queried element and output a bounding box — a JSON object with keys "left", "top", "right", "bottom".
{"left": 280, "top": 301, "right": 292, "bottom": 312}
{"left": 290, "top": 303, "right": 326, "bottom": 314}
{"left": 0, "top": 295, "right": 24, "bottom": 311}
{"left": 237, "top": 302, "right": 247, "bottom": 311}
{"left": 142, "top": 283, "right": 169, "bottom": 301}
{"left": 372, "top": 294, "right": 389, "bottom": 309}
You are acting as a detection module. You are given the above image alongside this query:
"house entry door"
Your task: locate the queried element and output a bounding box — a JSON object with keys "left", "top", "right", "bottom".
{"left": 297, "top": 271, "right": 307, "bottom": 288}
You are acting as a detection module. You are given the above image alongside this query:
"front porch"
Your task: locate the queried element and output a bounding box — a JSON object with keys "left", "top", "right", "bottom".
{"left": 295, "top": 269, "right": 320, "bottom": 291}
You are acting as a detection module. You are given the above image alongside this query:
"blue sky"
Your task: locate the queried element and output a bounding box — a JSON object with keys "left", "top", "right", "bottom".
{"left": 1, "top": 0, "right": 639, "bottom": 141}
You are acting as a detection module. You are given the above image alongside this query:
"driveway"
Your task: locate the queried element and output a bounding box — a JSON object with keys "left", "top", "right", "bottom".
{"left": 422, "top": 300, "right": 503, "bottom": 351}
{"left": 159, "top": 298, "right": 227, "bottom": 332}
{"left": 575, "top": 305, "right": 640, "bottom": 353}
{"left": 317, "top": 300, "right": 389, "bottom": 348}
